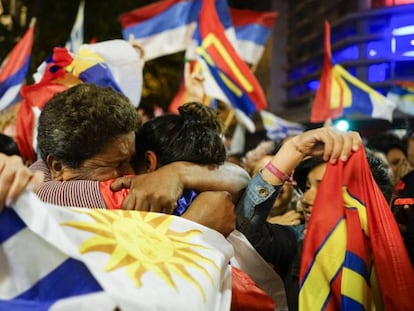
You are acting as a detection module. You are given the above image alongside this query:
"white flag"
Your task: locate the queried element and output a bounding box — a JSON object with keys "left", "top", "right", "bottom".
{"left": 1, "top": 192, "right": 232, "bottom": 310}
{"left": 65, "top": 0, "right": 85, "bottom": 53}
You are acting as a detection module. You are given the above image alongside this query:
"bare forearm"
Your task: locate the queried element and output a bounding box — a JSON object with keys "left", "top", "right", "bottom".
{"left": 261, "top": 139, "right": 305, "bottom": 185}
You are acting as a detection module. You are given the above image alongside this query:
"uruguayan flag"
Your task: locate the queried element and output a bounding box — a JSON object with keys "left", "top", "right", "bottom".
{"left": 0, "top": 192, "right": 233, "bottom": 310}
{"left": 260, "top": 110, "right": 304, "bottom": 141}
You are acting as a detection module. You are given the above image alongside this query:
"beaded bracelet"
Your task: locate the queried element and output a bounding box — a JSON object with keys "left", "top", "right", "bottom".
{"left": 264, "top": 161, "right": 293, "bottom": 183}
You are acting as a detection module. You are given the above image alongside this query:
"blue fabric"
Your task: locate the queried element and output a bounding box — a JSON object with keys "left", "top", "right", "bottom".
{"left": 173, "top": 189, "right": 199, "bottom": 216}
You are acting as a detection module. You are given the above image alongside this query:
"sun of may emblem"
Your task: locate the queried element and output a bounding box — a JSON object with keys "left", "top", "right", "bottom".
{"left": 63, "top": 209, "right": 219, "bottom": 300}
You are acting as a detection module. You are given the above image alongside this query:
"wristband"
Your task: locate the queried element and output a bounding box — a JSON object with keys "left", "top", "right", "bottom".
{"left": 264, "top": 161, "right": 293, "bottom": 183}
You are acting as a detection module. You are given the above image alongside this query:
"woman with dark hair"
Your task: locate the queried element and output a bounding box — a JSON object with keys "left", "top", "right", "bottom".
{"left": 134, "top": 102, "right": 226, "bottom": 173}
{"left": 101, "top": 101, "right": 230, "bottom": 219}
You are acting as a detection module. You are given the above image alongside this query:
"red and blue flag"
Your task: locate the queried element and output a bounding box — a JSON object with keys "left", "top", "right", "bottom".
{"left": 120, "top": 0, "right": 202, "bottom": 61}
{"left": 195, "top": 0, "right": 267, "bottom": 116}
{"left": 229, "top": 8, "right": 277, "bottom": 65}
{"left": 0, "top": 20, "right": 35, "bottom": 111}
{"left": 311, "top": 22, "right": 395, "bottom": 123}
{"left": 299, "top": 148, "right": 414, "bottom": 310}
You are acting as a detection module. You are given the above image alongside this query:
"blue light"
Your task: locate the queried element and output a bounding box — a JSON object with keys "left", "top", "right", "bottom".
{"left": 334, "top": 120, "right": 349, "bottom": 132}
{"left": 307, "top": 80, "right": 320, "bottom": 90}
{"left": 368, "top": 63, "right": 389, "bottom": 82}
{"left": 392, "top": 25, "right": 414, "bottom": 36}
{"left": 332, "top": 45, "right": 359, "bottom": 63}
{"left": 367, "top": 40, "right": 389, "bottom": 58}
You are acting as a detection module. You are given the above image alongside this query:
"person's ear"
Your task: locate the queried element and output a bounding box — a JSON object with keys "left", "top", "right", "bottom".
{"left": 46, "top": 155, "right": 64, "bottom": 181}
{"left": 144, "top": 150, "right": 158, "bottom": 173}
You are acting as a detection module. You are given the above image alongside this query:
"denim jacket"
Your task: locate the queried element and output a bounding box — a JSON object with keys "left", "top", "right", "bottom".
{"left": 236, "top": 171, "right": 297, "bottom": 278}
{"left": 237, "top": 171, "right": 282, "bottom": 232}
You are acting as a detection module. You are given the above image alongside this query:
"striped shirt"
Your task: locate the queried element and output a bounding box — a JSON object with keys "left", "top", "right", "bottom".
{"left": 30, "top": 160, "right": 107, "bottom": 209}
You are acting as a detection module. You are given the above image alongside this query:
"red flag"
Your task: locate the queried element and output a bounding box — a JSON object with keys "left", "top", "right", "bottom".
{"left": 310, "top": 22, "right": 395, "bottom": 123}
{"left": 196, "top": 0, "right": 267, "bottom": 116}
{"left": 0, "top": 19, "right": 35, "bottom": 111}
{"left": 299, "top": 148, "right": 414, "bottom": 310}
{"left": 310, "top": 21, "right": 343, "bottom": 123}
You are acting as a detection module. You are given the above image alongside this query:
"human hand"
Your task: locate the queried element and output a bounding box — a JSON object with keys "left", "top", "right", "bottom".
{"left": 267, "top": 210, "right": 303, "bottom": 226}
{"left": 291, "top": 127, "right": 362, "bottom": 164}
{"left": 182, "top": 191, "right": 236, "bottom": 237}
{"left": 0, "top": 154, "right": 44, "bottom": 211}
{"left": 184, "top": 61, "right": 205, "bottom": 103}
{"left": 110, "top": 166, "right": 184, "bottom": 213}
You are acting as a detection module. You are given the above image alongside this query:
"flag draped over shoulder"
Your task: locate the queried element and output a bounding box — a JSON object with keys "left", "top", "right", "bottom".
{"left": 310, "top": 22, "right": 396, "bottom": 123}
{"left": 0, "top": 20, "right": 35, "bottom": 112}
{"left": 229, "top": 8, "right": 277, "bottom": 66}
{"left": 195, "top": 0, "right": 267, "bottom": 117}
{"left": 120, "top": 0, "right": 201, "bottom": 61}
{"left": 65, "top": 0, "right": 85, "bottom": 53}
{"left": 1, "top": 192, "right": 233, "bottom": 310}
{"left": 299, "top": 148, "right": 414, "bottom": 311}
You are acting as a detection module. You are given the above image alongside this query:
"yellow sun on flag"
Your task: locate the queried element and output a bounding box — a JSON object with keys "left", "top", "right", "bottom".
{"left": 63, "top": 209, "right": 219, "bottom": 301}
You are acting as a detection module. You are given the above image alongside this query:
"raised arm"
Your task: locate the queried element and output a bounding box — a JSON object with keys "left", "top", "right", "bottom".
{"left": 236, "top": 127, "right": 362, "bottom": 274}
{"left": 111, "top": 161, "right": 250, "bottom": 213}
{"left": 237, "top": 126, "right": 362, "bottom": 226}
{"left": 261, "top": 126, "right": 362, "bottom": 186}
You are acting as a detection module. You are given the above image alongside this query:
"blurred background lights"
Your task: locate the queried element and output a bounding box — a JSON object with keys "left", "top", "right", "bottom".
{"left": 335, "top": 119, "right": 350, "bottom": 131}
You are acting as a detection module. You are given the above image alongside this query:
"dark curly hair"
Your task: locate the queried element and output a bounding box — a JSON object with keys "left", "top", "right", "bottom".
{"left": 134, "top": 101, "right": 226, "bottom": 171}
{"left": 38, "top": 83, "right": 141, "bottom": 168}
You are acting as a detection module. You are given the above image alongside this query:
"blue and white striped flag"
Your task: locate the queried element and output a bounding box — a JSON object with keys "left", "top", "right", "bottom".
{"left": 260, "top": 110, "right": 304, "bottom": 141}
{"left": 0, "top": 192, "right": 233, "bottom": 310}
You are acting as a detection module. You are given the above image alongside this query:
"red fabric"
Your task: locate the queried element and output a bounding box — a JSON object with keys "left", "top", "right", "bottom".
{"left": 300, "top": 148, "right": 414, "bottom": 310}
{"left": 15, "top": 47, "right": 78, "bottom": 163}
{"left": 99, "top": 179, "right": 129, "bottom": 210}
{"left": 0, "top": 23, "right": 34, "bottom": 82}
{"left": 230, "top": 266, "right": 275, "bottom": 311}
{"left": 310, "top": 22, "right": 343, "bottom": 123}
{"left": 229, "top": 8, "right": 277, "bottom": 28}
{"left": 120, "top": 0, "right": 187, "bottom": 28}
{"left": 16, "top": 82, "right": 70, "bottom": 163}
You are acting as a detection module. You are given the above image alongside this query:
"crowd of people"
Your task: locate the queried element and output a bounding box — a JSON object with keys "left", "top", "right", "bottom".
{"left": 0, "top": 46, "right": 413, "bottom": 311}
